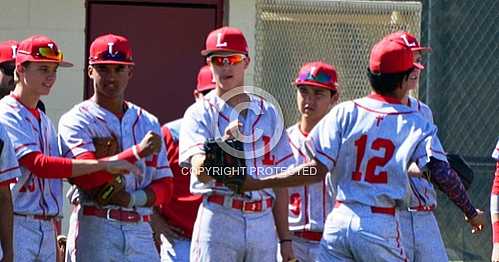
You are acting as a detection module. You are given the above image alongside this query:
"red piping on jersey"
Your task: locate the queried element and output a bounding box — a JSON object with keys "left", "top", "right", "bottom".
{"left": 275, "top": 153, "right": 293, "bottom": 165}
{"left": 206, "top": 99, "right": 230, "bottom": 122}
{"left": 288, "top": 137, "right": 307, "bottom": 158}
{"left": 63, "top": 141, "right": 94, "bottom": 157}
{"left": 131, "top": 108, "right": 142, "bottom": 144}
{"left": 0, "top": 166, "right": 19, "bottom": 175}
{"left": 15, "top": 143, "right": 37, "bottom": 153}
{"left": 251, "top": 99, "right": 264, "bottom": 177}
{"left": 367, "top": 93, "right": 403, "bottom": 105}
{"left": 354, "top": 102, "right": 416, "bottom": 116}
{"left": 316, "top": 149, "right": 336, "bottom": 166}
{"left": 304, "top": 184, "right": 309, "bottom": 226}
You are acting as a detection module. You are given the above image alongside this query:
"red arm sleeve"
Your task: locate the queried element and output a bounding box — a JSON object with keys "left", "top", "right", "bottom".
{"left": 492, "top": 161, "right": 499, "bottom": 195}
{"left": 148, "top": 177, "right": 174, "bottom": 207}
{"left": 70, "top": 152, "right": 114, "bottom": 191}
{"left": 71, "top": 145, "right": 144, "bottom": 191}
{"left": 19, "top": 152, "right": 72, "bottom": 179}
{"left": 0, "top": 179, "right": 16, "bottom": 187}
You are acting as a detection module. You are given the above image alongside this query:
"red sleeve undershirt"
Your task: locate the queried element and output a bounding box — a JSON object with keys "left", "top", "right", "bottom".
{"left": 19, "top": 152, "right": 73, "bottom": 179}
{"left": 72, "top": 151, "right": 114, "bottom": 190}
{"left": 148, "top": 177, "right": 174, "bottom": 207}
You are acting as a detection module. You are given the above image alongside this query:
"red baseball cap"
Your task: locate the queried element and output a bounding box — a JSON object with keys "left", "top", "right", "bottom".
{"left": 16, "top": 35, "right": 73, "bottom": 67}
{"left": 0, "top": 40, "right": 18, "bottom": 64}
{"left": 369, "top": 36, "right": 424, "bottom": 74}
{"left": 294, "top": 61, "right": 339, "bottom": 91}
{"left": 196, "top": 65, "right": 215, "bottom": 92}
{"left": 386, "top": 31, "right": 431, "bottom": 52}
{"left": 89, "top": 34, "right": 134, "bottom": 65}
{"left": 201, "top": 27, "right": 249, "bottom": 56}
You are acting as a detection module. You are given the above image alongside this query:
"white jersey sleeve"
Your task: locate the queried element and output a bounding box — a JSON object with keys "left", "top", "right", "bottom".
{"left": 0, "top": 124, "right": 21, "bottom": 182}
{"left": 493, "top": 138, "right": 499, "bottom": 160}
{"left": 178, "top": 101, "right": 211, "bottom": 167}
{"left": 308, "top": 105, "right": 344, "bottom": 171}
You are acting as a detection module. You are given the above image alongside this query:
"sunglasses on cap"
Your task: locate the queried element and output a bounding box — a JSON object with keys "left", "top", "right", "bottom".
{"left": 207, "top": 54, "right": 246, "bottom": 66}
{"left": 297, "top": 70, "right": 332, "bottom": 84}
{"left": 90, "top": 50, "right": 132, "bottom": 63}
{"left": 18, "top": 46, "right": 64, "bottom": 62}
{"left": 0, "top": 63, "right": 15, "bottom": 77}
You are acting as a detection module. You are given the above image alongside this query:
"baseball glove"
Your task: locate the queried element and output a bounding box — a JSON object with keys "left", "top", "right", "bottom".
{"left": 94, "top": 175, "right": 125, "bottom": 206}
{"left": 204, "top": 138, "right": 246, "bottom": 194}
{"left": 447, "top": 154, "right": 474, "bottom": 190}
{"left": 92, "top": 136, "right": 119, "bottom": 159}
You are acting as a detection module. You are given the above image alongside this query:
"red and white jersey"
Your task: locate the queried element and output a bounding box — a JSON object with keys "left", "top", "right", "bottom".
{"left": 58, "top": 99, "right": 172, "bottom": 215}
{"left": 287, "top": 124, "right": 333, "bottom": 232}
{"left": 308, "top": 94, "right": 447, "bottom": 208}
{"left": 0, "top": 95, "right": 62, "bottom": 216}
{"left": 0, "top": 124, "right": 22, "bottom": 183}
{"left": 406, "top": 96, "right": 439, "bottom": 209}
{"left": 493, "top": 138, "right": 499, "bottom": 160}
{"left": 179, "top": 91, "right": 294, "bottom": 201}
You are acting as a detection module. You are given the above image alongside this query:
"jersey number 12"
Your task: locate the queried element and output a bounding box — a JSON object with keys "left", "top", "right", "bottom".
{"left": 352, "top": 135, "right": 395, "bottom": 184}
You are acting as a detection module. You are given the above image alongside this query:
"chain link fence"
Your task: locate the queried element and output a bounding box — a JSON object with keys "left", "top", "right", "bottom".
{"left": 421, "top": 0, "right": 499, "bottom": 261}
{"left": 254, "top": 0, "right": 498, "bottom": 261}
{"left": 254, "top": 0, "right": 422, "bottom": 125}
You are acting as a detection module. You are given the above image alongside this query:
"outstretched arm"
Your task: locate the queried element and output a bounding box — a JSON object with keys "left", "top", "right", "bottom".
{"left": 243, "top": 159, "right": 328, "bottom": 192}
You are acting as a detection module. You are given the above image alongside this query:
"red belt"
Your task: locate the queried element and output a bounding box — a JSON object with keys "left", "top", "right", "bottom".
{"left": 409, "top": 205, "right": 435, "bottom": 212}
{"left": 335, "top": 200, "right": 396, "bottom": 216}
{"left": 207, "top": 195, "right": 273, "bottom": 213}
{"left": 82, "top": 206, "right": 151, "bottom": 223}
{"left": 14, "top": 213, "right": 56, "bottom": 221}
{"left": 294, "top": 231, "right": 322, "bottom": 241}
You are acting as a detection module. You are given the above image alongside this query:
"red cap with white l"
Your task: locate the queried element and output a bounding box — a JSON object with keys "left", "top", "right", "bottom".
{"left": 386, "top": 31, "right": 431, "bottom": 52}
{"left": 0, "top": 40, "right": 18, "bottom": 64}
{"left": 201, "top": 27, "right": 249, "bottom": 56}
{"left": 369, "top": 36, "right": 424, "bottom": 74}
{"left": 294, "top": 61, "right": 339, "bottom": 91}
{"left": 196, "top": 65, "right": 216, "bottom": 92}
{"left": 16, "top": 35, "right": 73, "bottom": 67}
{"left": 89, "top": 34, "right": 134, "bottom": 65}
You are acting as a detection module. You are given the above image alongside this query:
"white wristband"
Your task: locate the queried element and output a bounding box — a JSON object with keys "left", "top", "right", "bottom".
{"left": 131, "top": 190, "right": 148, "bottom": 207}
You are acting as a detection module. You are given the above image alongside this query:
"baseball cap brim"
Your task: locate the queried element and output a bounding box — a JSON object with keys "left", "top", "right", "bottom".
{"left": 414, "top": 62, "right": 424, "bottom": 70}
{"left": 17, "top": 55, "right": 74, "bottom": 68}
{"left": 89, "top": 60, "right": 135, "bottom": 65}
{"left": 411, "top": 46, "right": 432, "bottom": 52}
{"left": 294, "top": 80, "right": 338, "bottom": 91}
{"left": 201, "top": 48, "right": 248, "bottom": 56}
{"left": 0, "top": 58, "right": 15, "bottom": 64}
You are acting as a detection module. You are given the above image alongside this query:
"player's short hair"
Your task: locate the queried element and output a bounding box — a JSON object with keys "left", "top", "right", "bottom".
{"left": 367, "top": 67, "right": 413, "bottom": 95}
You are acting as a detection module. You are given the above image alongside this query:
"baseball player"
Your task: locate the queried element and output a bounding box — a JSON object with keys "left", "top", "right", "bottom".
{"left": 179, "top": 26, "right": 295, "bottom": 262}
{"left": 285, "top": 61, "right": 338, "bottom": 261}
{"left": 152, "top": 65, "right": 215, "bottom": 262}
{"left": 0, "top": 123, "right": 22, "bottom": 262}
{"left": 382, "top": 31, "right": 449, "bottom": 262}
{"left": 0, "top": 40, "right": 46, "bottom": 112}
{"left": 0, "top": 40, "right": 17, "bottom": 98}
{"left": 58, "top": 33, "right": 174, "bottom": 262}
{"left": 241, "top": 33, "right": 485, "bottom": 261}
{"left": 0, "top": 35, "right": 141, "bottom": 262}
{"left": 491, "top": 138, "right": 499, "bottom": 262}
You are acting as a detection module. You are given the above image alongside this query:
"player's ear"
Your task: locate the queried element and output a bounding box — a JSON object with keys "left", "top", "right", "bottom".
{"left": 87, "top": 66, "right": 94, "bottom": 78}
{"left": 243, "top": 56, "right": 250, "bottom": 69}
{"left": 127, "top": 65, "right": 134, "bottom": 79}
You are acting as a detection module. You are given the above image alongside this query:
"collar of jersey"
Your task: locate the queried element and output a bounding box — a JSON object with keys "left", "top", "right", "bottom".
{"left": 207, "top": 92, "right": 265, "bottom": 116}
{"left": 367, "top": 93, "right": 403, "bottom": 105}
